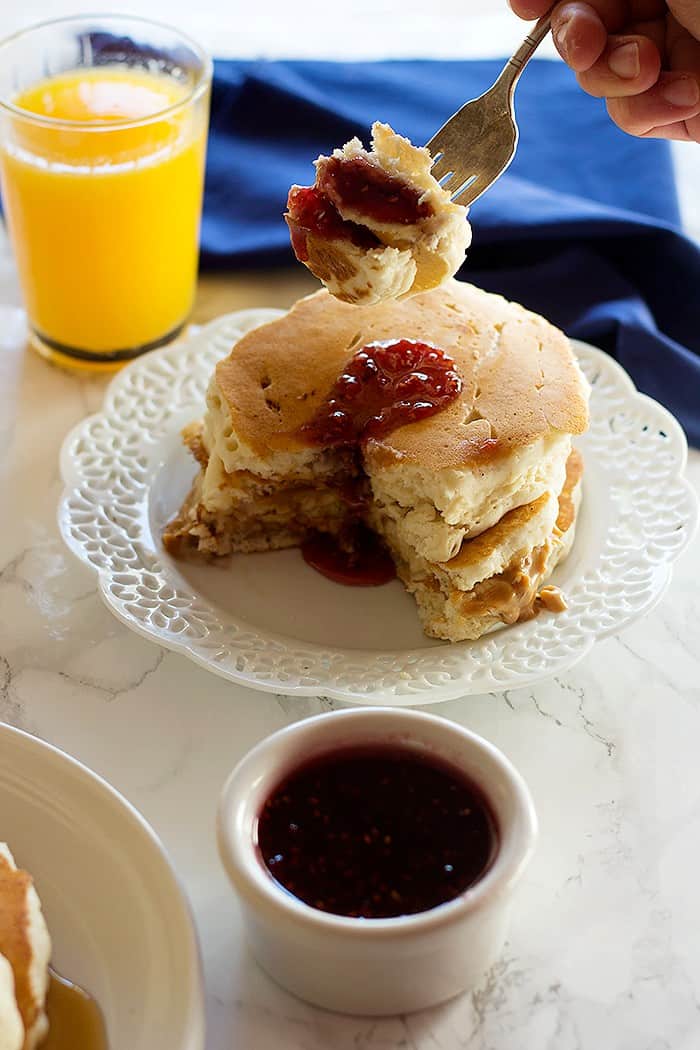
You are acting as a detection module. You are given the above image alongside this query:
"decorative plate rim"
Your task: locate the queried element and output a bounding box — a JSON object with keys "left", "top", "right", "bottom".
{"left": 58, "top": 309, "right": 699, "bottom": 705}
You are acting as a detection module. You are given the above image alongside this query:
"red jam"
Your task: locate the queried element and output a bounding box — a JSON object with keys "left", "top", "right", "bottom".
{"left": 297, "top": 341, "right": 461, "bottom": 587}
{"left": 285, "top": 185, "right": 381, "bottom": 262}
{"left": 318, "top": 156, "right": 433, "bottom": 225}
{"left": 258, "top": 746, "right": 498, "bottom": 919}
{"left": 300, "top": 339, "right": 462, "bottom": 447}
{"left": 301, "top": 527, "right": 396, "bottom": 586}
{"left": 336, "top": 477, "right": 371, "bottom": 514}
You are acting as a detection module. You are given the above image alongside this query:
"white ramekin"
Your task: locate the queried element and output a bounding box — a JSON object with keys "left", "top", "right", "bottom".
{"left": 217, "top": 708, "right": 537, "bottom": 1016}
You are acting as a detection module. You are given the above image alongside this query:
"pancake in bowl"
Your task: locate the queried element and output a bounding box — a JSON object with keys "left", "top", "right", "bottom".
{"left": 286, "top": 123, "right": 471, "bottom": 305}
{"left": 164, "top": 279, "right": 589, "bottom": 641}
{"left": 0, "top": 845, "right": 51, "bottom": 1050}
{"left": 0, "top": 954, "right": 24, "bottom": 1050}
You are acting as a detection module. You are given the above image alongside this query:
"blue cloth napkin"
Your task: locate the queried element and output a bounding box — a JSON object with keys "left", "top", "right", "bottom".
{"left": 205, "top": 59, "right": 700, "bottom": 445}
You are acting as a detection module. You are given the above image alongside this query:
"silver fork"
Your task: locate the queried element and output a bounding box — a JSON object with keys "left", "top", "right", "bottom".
{"left": 427, "top": 9, "right": 553, "bottom": 207}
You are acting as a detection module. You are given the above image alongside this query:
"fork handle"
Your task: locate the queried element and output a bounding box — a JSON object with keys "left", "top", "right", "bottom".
{"left": 494, "top": 9, "right": 554, "bottom": 99}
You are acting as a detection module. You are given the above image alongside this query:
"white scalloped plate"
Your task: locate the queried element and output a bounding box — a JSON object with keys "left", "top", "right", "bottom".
{"left": 58, "top": 309, "right": 698, "bottom": 705}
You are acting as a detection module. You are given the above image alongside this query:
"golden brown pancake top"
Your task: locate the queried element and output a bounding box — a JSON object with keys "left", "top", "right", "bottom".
{"left": 215, "top": 280, "right": 589, "bottom": 471}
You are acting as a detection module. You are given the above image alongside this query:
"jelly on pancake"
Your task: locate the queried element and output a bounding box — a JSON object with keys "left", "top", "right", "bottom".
{"left": 300, "top": 339, "right": 462, "bottom": 446}
{"left": 285, "top": 185, "right": 381, "bottom": 262}
{"left": 297, "top": 340, "right": 461, "bottom": 586}
{"left": 317, "top": 155, "right": 433, "bottom": 226}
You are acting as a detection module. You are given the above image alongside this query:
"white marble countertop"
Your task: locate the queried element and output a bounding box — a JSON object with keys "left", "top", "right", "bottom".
{"left": 2, "top": 4, "right": 700, "bottom": 1048}
{"left": 1, "top": 300, "right": 698, "bottom": 1050}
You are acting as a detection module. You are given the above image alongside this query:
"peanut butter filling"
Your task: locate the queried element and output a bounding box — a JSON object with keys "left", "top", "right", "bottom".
{"left": 455, "top": 542, "right": 551, "bottom": 625}
{"left": 537, "top": 585, "right": 568, "bottom": 613}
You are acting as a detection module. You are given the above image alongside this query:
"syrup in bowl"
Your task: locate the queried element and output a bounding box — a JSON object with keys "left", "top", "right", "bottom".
{"left": 256, "top": 745, "right": 498, "bottom": 919}
{"left": 44, "top": 968, "right": 108, "bottom": 1050}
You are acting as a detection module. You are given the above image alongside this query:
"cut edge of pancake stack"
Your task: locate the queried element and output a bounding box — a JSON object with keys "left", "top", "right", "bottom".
{"left": 164, "top": 279, "right": 589, "bottom": 642}
{"left": 0, "top": 844, "right": 51, "bottom": 1050}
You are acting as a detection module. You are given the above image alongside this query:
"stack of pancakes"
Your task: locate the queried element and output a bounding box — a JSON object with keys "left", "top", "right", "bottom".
{"left": 0, "top": 845, "right": 51, "bottom": 1050}
{"left": 165, "top": 279, "right": 588, "bottom": 641}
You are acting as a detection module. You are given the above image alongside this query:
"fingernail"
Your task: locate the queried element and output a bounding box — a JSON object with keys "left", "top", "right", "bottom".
{"left": 608, "top": 42, "right": 640, "bottom": 80}
{"left": 662, "top": 75, "right": 700, "bottom": 108}
{"left": 554, "top": 18, "right": 571, "bottom": 58}
{"left": 508, "top": 0, "right": 541, "bottom": 16}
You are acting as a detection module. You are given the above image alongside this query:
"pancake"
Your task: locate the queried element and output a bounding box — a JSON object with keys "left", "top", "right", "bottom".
{"left": 211, "top": 280, "right": 587, "bottom": 465}
{"left": 0, "top": 846, "right": 51, "bottom": 1050}
{"left": 392, "top": 451, "right": 584, "bottom": 641}
{"left": 286, "top": 123, "right": 471, "bottom": 305}
{"left": 163, "top": 445, "right": 352, "bottom": 557}
{"left": 369, "top": 489, "right": 559, "bottom": 597}
{"left": 298, "top": 238, "right": 418, "bottom": 306}
{"left": 202, "top": 280, "right": 587, "bottom": 559}
{"left": 164, "top": 283, "right": 588, "bottom": 641}
{"left": 0, "top": 954, "right": 23, "bottom": 1050}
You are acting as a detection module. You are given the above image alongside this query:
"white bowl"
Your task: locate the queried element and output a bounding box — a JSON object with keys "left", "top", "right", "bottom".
{"left": 0, "top": 724, "right": 205, "bottom": 1050}
{"left": 58, "top": 310, "right": 699, "bottom": 704}
{"left": 217, "top": 708, "right": 537, "bottom": 1016}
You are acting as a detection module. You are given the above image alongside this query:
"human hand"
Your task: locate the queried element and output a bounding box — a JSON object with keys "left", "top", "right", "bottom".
{"left": 509, "top": 1, "right": 700, "bottom": 141}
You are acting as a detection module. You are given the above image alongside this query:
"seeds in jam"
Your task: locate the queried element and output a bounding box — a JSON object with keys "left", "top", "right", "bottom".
{"left": 285, "top": 185, "right": 381, "bottom": 262}
{"left": 258, "top": 746, "right": 498, "bottom": 919}
{"left": 299, "top": 339, "right": 462, "bottom": 447}
{"left": 317, "top": 156, "right": 433, "bottom": 225}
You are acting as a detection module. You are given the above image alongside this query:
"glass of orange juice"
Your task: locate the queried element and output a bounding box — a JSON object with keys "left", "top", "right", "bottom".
{"left": 0, "top": 15, "right": 212, "bottom": 370}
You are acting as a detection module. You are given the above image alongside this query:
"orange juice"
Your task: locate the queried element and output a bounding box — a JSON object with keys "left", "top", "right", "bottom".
{"left": 0, "top": 66, "right": 209, "bottom": 361}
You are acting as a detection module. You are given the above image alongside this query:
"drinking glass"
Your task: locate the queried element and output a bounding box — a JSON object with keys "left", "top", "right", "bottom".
{"left": 0, "top": 15, "right": 212, "bottom": 369}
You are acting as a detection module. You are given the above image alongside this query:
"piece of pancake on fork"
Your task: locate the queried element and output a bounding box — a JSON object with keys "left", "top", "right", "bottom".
{"left": 286, "top": 123, "right": 472, "bottom": 306}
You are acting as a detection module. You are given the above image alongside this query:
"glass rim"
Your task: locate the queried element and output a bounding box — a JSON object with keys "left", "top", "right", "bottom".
{"left": 0, "top": 13, "right": 213, "bottom": 132}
